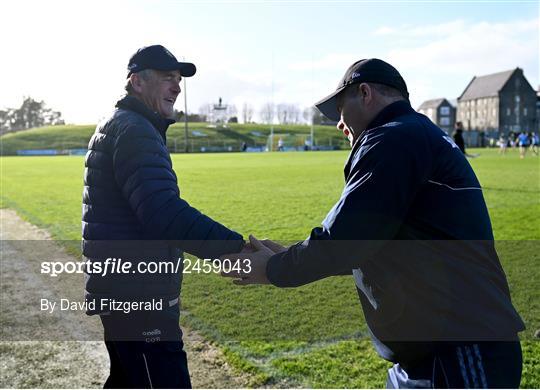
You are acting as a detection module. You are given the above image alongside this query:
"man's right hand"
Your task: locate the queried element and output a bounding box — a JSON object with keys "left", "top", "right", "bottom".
{"left": 259, "top": 239, "right": 288, "bottom": 253}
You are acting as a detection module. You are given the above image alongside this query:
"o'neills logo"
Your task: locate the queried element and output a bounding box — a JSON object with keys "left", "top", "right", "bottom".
{"left": 143, "top": 329, "right": 162, "bottom": 336}
{"left": 351, "top": 72, "right": 362, "bottom": 79}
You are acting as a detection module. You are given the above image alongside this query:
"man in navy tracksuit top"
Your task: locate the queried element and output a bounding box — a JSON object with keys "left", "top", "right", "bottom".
{"left": 223, "top": 59, "right": 525, "bottom": 388}
{"left": 83, "top": 45, "right": 244, "bottom": 388}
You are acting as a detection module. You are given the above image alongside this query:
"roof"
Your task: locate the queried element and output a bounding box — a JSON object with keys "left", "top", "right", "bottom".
{"left": 418, "top": 98, "right": 451, "bottom": 110}
{"left": 459, "top": 68, "right": 517, "bottom": 101}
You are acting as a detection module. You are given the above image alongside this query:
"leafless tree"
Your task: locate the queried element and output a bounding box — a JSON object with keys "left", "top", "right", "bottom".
{"left": 289, "top": 104, "right": 301, "bottom": 124}
{"left": 260, "top": 102, "right": 275, "bottom": 124}
{"left": 198, "top": 103, "right": 214, "bottom": 118}
{"left": 277, "top": 103, "right": 301, "bottom": 124}
{"left": 277, "top": 103, "right": 288, "bottom": 124}
{"left": 303, "top": 106, "right": 325, "bottom": 125}
{"left": 242, "top": 103, "right": 254, "bottom": 123}
{"left": 303, "top": 107, "right": 314, "bottom": 124}
{"left": 226, "top": 104, "right": 237, "bottom": 118}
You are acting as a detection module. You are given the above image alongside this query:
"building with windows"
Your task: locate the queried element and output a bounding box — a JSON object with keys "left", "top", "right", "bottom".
{"left": 417, "top": 98, "right": 456, "bottom": 134}
{"left": 457, "top": 68, "right": 536, "bottom": 142}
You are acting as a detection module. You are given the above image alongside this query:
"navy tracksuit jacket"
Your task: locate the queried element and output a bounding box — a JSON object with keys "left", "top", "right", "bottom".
{"left": 266, "top": 101, "right": 525, "bottom": 367}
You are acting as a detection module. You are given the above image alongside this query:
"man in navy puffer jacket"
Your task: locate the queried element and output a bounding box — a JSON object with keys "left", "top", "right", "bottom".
{"left": 83, "top": 45, "right": 244, "bottom": 388}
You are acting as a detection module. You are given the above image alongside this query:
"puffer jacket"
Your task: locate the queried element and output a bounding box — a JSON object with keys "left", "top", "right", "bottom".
{"left": 82, "top": 95, "right": 243, "bottom": 303}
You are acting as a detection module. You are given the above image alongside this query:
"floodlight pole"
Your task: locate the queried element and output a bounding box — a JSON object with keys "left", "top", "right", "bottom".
{"left": 310, "top": 117, "right": 314, "bottom": 151}
{"left": 270, "top": 52, "right": 274, "bottom": 151}
{"left": 183, "top": 76, "right": 189, "bottom": 153}
{"left": 310, "top": 54, "right": 314, "bottom": 150}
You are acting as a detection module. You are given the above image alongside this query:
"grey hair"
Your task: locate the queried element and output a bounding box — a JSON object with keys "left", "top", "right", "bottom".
{"left": 124, "top": 69, "right": 155, "bottom": 95}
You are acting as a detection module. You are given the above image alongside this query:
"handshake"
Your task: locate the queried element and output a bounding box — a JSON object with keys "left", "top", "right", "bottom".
{"left": 220, "top": 235, "right": 287, "bottom": 286}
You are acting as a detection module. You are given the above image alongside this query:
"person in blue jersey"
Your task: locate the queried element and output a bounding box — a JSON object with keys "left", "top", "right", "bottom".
{"left": 83, "top": 45, "right": 245, "bottom": 388}
{"left": 222, "top": 59, "right": 525, "bottom": 388}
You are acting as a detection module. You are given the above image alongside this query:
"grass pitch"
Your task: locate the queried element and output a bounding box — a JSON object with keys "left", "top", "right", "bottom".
{"left": 1, "top": 148, "right": 538, "bottom": 387}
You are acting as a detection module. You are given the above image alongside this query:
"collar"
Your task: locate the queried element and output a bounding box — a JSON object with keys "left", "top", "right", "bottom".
{"left": 363, "top": 100, "right": 414, "bottom": 132}
{"left": 344, "top": 100, "right": 414, "bottom": 178}
{"left": 116, "top": 95, "right": 175, "bottom": 138}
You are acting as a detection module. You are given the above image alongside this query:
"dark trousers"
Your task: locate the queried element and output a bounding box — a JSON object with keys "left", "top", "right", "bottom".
{"left": 100, "top": 301, "right": 191, "bottom": 389}
{"left": 386, "top": 341, "right": 522, "bottom": 388}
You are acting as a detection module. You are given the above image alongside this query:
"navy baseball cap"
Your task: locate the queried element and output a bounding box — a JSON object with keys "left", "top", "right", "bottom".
{"left": 127, "top": 45, "right": 196, "bottom": 78}
{"left": 315, "top": 58, "right": 409, "bottom": 122}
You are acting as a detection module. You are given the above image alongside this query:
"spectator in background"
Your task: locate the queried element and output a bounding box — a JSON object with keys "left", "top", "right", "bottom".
{"left": 510, "top": 131, "right": 518, "bottom": 148}
{"left": 517, "top": 131, "right": 529, "bottom": 158}
{"left": 453, "top": 121, "right": 466, "bottom": 154}
{"left": 277, "top": 137, "right": 284, "bottom": 151}
{"left": 498, "top": 134, "right": 508, "bottom": 155}
{"left": 479, "top": 131, "right": 486, "bottom": 147}
{"left": 529, "top": 132, "right": 539, "bottom": 156}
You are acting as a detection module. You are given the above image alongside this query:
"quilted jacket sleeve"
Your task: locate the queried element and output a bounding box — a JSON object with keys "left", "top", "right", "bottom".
{"left": 112, "top": 123, "right": 243, "bottom": 258}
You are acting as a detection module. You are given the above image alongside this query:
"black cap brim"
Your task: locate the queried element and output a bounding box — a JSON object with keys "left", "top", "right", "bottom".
{"left": 173, "top": 62, "right": 196, "bottom": 77}
{"left": 314, "top": 86, "right": 345, "bottom": 122}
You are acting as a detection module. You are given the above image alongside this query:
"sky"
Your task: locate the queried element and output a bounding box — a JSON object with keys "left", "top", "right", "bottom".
{"left": 1, "top": 0, "right": 538, "bottom": 124}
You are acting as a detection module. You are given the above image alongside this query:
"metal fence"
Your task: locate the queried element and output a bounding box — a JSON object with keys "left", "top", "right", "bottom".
{"left": 462, "top": 130, "right": 500, "bottom": 148}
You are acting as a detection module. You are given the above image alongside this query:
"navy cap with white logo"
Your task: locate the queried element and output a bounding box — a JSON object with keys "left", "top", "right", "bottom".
{"left": 127, "top": 44, "right": 196, "bottom": 78}
{"left": 315, "top": 58, "right": 409, "bottom": 122}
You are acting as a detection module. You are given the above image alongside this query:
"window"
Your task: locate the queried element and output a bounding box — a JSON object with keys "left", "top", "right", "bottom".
{"left": 507, "top": 108, "right": 511, "bottom": 116}
{"left": 492, "top": 109, "right": 497, "bottom": 117}
{"left": 524, "top": 108, "right": 528, "bottom": 116}
{"left": 515, "top": 95, "right": 520, "bottom": 103}
{"left": 440, "top": 106, "right": 450, "bottom": 116}
{"left": 440, "top": 117, "right": 450, "bottom": 126}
